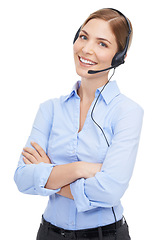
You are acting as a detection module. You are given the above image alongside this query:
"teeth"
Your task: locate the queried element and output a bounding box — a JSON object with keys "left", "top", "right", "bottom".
{"left": 80, "top": 57, "right": 95, "bottom": 65}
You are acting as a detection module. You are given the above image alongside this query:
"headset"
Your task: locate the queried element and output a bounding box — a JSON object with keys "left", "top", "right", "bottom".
{"left": 73, "top": 8, "right": 132, "bottom": 74}
{"left": 73, "top": 8, "right": 132, "bottom": 240}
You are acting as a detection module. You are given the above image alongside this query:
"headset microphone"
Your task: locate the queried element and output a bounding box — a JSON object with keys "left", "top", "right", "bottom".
{"left": 88, "top": 61, "right": 123, "bottom": 74}
{"left": 88, "top": 66, "right": 114, "bottom": 74}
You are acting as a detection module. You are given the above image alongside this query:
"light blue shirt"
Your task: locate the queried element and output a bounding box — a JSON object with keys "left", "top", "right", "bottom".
{"left": 14, "top": 80, "right": 143, "bottom": 230}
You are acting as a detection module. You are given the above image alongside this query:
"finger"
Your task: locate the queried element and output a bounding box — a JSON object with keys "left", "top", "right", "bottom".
{"left": 31, "top": 141, "right": 46, "bottom": 158}
{"left": 23, "top": 157, "right": 32, "bottom": 164}
{"left": 22, "top": 151, "right": 37, "bottom": 164}
{"left": 23, "top": 146, "right": 40, "bottom": 160}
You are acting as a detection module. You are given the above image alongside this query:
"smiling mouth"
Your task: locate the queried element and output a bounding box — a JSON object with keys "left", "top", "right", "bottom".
{"left": 78, "top": 56, "right": 97, "bottom": 66}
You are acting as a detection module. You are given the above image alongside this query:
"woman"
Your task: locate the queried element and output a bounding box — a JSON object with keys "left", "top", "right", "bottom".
{"left": 14, "top": 8, "right": 143, "bottom": 240}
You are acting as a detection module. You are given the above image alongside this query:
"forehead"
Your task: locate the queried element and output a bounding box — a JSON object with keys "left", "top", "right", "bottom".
{"left": 82, "top": 18, "right": 116, "bottom": 41}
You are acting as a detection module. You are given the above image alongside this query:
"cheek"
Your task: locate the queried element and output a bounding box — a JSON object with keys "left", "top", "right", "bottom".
{"left": 73, "top": 44, "right": 78, "bottom": 62}
{"left": 97, "top": 53, "right": 111, "bottom": 64}
{"left": 73, "top": 40, "right": 81, "bottom": 55}
{"left": 96, "top": 50, "right": 115, "bottom": 65}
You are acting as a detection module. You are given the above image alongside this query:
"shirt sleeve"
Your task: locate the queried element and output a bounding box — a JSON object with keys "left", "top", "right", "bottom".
{"left": 14, "top": 99, "right": 61, "bottom": 196}
{"left": 71, "top": 105, "right": 144, "bottom": 212}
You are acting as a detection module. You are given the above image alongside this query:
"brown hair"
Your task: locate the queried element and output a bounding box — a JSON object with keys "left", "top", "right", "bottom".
{"left": 82, "top": 8, "right": 133, "bottom": 52}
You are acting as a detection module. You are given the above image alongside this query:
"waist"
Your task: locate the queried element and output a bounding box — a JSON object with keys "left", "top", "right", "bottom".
{"left": 44, "top": 196, "right": 123, "bottom": 229}
{"left": 41, "top": 216, "right": 126, "bottom": 238}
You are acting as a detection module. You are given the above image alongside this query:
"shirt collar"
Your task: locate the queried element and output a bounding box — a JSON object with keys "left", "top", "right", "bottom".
{"left": 64, "top": 80, "right": 120, "bottom": 104}
{"left": 63, "top": 81, "right": 81, "bottom": 102}
{"left": 96, "top": 80, "right": 120, "bottom": 104}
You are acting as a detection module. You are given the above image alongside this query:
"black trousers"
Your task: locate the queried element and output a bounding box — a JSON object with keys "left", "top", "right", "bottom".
{"left": 36, "top": 217, "right": 131, "bottom": 240}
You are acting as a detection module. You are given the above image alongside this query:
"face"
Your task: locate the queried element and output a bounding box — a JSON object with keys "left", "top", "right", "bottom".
{"left": 73, "top": 19, "right": 118, "bottom": 80}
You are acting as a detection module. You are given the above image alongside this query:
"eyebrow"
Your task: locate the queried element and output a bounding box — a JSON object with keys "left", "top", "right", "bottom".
{"left": 81, "top": 30, "right": 112, "bottom": 45}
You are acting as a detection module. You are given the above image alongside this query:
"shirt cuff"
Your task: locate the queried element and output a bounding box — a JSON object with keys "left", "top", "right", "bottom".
{"left": 70, "top": 178, "right": 97, "bottom": 212}
{"left": 34, "top": 162, "right": 61, "bottom": 196}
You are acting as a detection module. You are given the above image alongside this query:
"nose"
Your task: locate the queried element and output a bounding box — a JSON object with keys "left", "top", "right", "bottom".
{"left": 82, "top": 40, "right": 94, "bottom": 55}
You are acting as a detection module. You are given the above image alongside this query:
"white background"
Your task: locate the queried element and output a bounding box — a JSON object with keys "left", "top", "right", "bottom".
{"left": 0, "top": 0, "right": 159, "bottom": 239}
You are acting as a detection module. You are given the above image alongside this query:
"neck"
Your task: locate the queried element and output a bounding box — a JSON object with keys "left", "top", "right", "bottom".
{"left": 78, "top": 76, "right": 109, "bottom": 102}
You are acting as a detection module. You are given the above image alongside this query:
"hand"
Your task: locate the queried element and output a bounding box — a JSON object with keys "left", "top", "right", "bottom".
{"left": 22, "top": 142, "right": 51, "bottom": 165}
{"left": 79, "top": 162, "right": 102, "bottom": 179}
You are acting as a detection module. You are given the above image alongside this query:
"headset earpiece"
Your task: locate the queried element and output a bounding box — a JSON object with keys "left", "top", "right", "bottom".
{"left": 73, "top": 27, "right": 81, "bottom": 44}
{"left": 111, "top": 34, "right": 130, "bottom": 67}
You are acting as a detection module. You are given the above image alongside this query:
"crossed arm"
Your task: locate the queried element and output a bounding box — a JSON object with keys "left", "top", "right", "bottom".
{"left": 22, "top": 141, "right": 102, "bottom": 199}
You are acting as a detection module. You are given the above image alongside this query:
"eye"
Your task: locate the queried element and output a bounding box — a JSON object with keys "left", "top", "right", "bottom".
{"left": 99, "top": 42, "right": 107, "bottom": 48}
{"left": 79, "top": 34, "right": 88, "bottom": 40}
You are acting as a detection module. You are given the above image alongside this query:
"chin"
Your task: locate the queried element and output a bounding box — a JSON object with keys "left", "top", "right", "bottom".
{"left": 75, "top": 67, "right": 109, "bottom": 80}
{"left": 75, "top": 68, "right": 93, "bottom": 79}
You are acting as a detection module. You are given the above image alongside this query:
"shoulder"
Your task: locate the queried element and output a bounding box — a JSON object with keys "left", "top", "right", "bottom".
{"left": 117, "top": 93, "right": 143, "bottom": 113}
{"left": 111, "top": 93, "right": 144, "bottom": 123}
{"left": 39, "top": 94, "right": 70, "bottom": 113}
